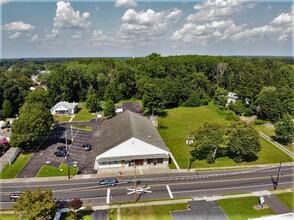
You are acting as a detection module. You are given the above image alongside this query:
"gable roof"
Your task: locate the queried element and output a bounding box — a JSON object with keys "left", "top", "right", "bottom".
{"left": 97, "top": 110, "right": 169, "bottom": 157}
{"left": 51, "top": 101, "right": 77, "bottom": 111}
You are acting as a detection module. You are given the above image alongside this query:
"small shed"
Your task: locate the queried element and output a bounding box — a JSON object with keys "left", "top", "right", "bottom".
{"left": 0, "top": 121, "right": 6, "bottom": 129}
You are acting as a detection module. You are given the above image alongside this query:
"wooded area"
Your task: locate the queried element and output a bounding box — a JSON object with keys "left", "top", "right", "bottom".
{"left": 0, "top": 54, "right": 293, "bottom": 122}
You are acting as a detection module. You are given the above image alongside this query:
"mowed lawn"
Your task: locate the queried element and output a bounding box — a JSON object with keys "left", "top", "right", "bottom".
{"left": 275, "top": 192, "right": 294, "bottom": 211}
{"left": 217, "top": 197, "right": 274, "bottom": 220}
{"left": 72, "top": 103, "right": 96, "bottom": 122}
{"left": 120, "top": 203, "right": 188, "bottom": 220}
{"left": 158, "top": 104, "right": 293, "bottom": 169}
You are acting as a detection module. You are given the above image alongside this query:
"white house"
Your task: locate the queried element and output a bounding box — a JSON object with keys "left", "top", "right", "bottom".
{"left": 94, "top": 110, "right": 170, "bottom": 170}
{"left": 227, "top": 92, "right": 239, "bottom": 105}
{"left": 50, "top": 101, "right": 78, "bottom": 115}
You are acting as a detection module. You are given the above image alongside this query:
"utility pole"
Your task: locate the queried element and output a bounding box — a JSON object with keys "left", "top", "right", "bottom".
{"left": 65, "top": 131, "right": 70, "bottom": 179}
{"left": 274, "top": 162, "right": 282, "bottom": 190}
{"left": 133, "top": 161, "right": 137, "bottom": 202}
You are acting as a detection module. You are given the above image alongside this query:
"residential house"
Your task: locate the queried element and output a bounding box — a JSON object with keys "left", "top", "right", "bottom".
{"left": 227, "top": 92, "right": 239, "bottom": 105}
{"left": 50, "top": 101, "right": 78, "bottom": 115}
{"left": 94, "top": 110, "right": 170, "bottom": 170}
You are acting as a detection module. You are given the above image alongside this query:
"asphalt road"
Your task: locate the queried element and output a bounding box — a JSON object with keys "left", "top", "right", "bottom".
{"left": 1, "top": 165, "right": 293, "bottom": 209}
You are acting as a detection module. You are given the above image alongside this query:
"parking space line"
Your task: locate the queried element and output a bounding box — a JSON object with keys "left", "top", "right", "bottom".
{"left": 166, "top": 185, "right": 173, "bottom": 198}
{"left": 106, "top": 188, "right": 110, "bottom": 204}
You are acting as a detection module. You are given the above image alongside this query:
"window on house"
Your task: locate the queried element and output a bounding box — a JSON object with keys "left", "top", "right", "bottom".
{"left": 147, "top": 159, "right": 153, "bottom": 164}
{"left": 157, "top": 158, "right": 163, "bottom": 164}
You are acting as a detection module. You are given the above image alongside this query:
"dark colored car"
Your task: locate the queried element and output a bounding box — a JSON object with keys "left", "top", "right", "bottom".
{"left": 0, "top": 145, "right": 10, "bottom": 157}
{"left": 99, "top": 178, "right": 118, "bottom": 186}
{"left": 54, "top": 150, "right": 68, "bottom": 158}
{"left": 82, "top": 143, "right": 92, "bottom": 151}
{"left": 54, "top": 199, "right": 68, "bottom": 208}
{"left": 10, "top": 191, "right": 21, "bottom": 201}
{"left": 57, "top": 145, "right": 67, "bottom": 151}
{"left": 58, "top": 137, "right": 71, "bottom": 145}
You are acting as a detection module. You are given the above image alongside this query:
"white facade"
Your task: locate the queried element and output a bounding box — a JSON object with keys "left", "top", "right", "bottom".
{"left": 94, "top": 137, "right": 169, "bottom": 169}
{"left": 227, "top": 92, "right": 239, "bottom": 105}
{"left": 50, "top": 102, "right": 78, "bottom": 115}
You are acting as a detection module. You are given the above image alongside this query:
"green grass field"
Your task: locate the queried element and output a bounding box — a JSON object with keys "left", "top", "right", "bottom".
{"left": 108, "top": 208, "right": 117, "bottom": 220}
{"left": 71, "top": 103, "right": 96, "bottom": 122}
{"left": 36, "top": 163, "right": 78, "bottom": 177}
{"left": 54, "top": 115, "right": 72, "bottom": 123}
{"left": 0, "top": 214, "right": 18, "bottom": 220}
{"left": 158, "top": 104, "right": 293, "bottom": 169}
{"left": 0, "top": 152, "right": 32, "bottom": 179}
{"left": 275, "top": 192, "right": 294, "bottom": 211}
{"left": 71, "top": 125, "right": 92, "bottom": 131}
{"left": 255, "top": 124, "right": 294, "bottom": 153}
{"left": 217, "top": 197, "right": 274, "bottom": 220}
{"left": 120, "top": 203, "right": 188, "bottom": 220}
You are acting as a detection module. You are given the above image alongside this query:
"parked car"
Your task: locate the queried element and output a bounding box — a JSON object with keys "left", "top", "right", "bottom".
{"left": 54, "top": 199, "right": 68, "bottom": 208}
{"left": 0, "top": 144, "right": 10, "bottom": 157}
{"left": 82, "top": 143, "right": 92, "bottom": 151}
{"left": 57, "top": 145, "right": 67, "bottom": 151}
{"left": 58, "top": 137, "right": 71, "bottom": 145}
{"left": 99, "top": 178, "right": 118, "bottom": 186}
{"left": 54, "top": 150, "right": 68, "bottom": 158}
{"left": 10, "top": 191, "right": 21, "bottom": 201}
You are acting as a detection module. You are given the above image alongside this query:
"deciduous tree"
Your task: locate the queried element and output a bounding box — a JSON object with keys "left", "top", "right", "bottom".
{"left": 13, "top": 188, "right": 56, "bottom": 220}
{"left": 275, "top": 114, "right": 294, "bottom": 145}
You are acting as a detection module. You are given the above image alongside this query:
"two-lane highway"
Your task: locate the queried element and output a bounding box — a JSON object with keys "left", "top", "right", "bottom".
{"left": 1, "top": 165, "right": 293, "bottom": 209}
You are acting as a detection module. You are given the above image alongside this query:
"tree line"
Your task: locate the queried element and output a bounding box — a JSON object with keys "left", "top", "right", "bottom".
{"left": 0, "top": 54, "right": 293, "bottom": 148}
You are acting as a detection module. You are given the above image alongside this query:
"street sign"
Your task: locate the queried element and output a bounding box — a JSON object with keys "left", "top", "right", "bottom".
{"left": 67, "top": 162, "right": 74, "bottom": 166}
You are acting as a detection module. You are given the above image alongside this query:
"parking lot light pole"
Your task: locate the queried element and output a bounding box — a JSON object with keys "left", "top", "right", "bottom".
{"left": 65, "top": 131, "right": 70, "bottom": 179}
{"left": 132, "top": 161, "right": 137, "bottom": 202}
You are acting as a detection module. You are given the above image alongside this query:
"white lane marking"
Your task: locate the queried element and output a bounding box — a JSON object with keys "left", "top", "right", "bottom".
{"left": 172, "top": 181, "right": 293, "bottom": 194}
{"left": 106, "top": 188, "right": 110, "bottom": 204}
{"left": 166, "top": 185, "right": 173, "bottom": 198}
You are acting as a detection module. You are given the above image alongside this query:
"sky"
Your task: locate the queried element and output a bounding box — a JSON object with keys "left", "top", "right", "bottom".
{"left": 1, "top": 0, "right": 293, "bottom": 58}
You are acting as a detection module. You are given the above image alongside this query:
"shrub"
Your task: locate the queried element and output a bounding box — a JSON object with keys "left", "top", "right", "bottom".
{"left": 254, "top": 119, "right": 266, "bottom": 125}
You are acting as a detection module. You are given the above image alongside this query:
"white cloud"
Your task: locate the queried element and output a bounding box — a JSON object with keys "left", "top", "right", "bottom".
{"left": 171, "top": 19, "right": 244, "bottom": 44}
{"left": 31, "top": 34, "right": 40, "bottom": 42}
{"left": 118, "top": 8, "right": 182, "bottom": 41}
{"left": 231, "top": 6, "right": 293, "bottom": 42}
{"left": 2, "top": 21, "right": 34, "bottom": 31}
{"left": 54, "top": 1, "right": 90, "bottom": 30}
{"left": 187, "top": 0, "right": 243, "bottom": 22}
{"left": 115, "top": 0, "right": 137, "bottom": 8}
{"left": 9, "top": 32, "right": 22, "bottom": 39}
{"left": 0, "top": 0, "right": 10, "bottom": 4}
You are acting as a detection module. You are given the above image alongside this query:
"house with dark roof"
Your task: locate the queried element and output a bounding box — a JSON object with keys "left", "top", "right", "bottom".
{"left": 50, "top": 101, "right": 78, "bottom": 115}
{"left": 94, "top": 110, "right": 170, "bottom": 170}
{"left": 171, "top": 200, "right": 228, "bottom": 220}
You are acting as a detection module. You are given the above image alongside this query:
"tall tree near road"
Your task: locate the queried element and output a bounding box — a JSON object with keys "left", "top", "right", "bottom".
{"left": 13, "top": 188, "right": 56, "bottom": 220}
{"left": 10, "top": 101, "right": 54, "bottom": 148}
{"left": 227, "top": 122, "right": 261, "bottom": 163}
{"left": 103, "top": 100, "right": 116, "bottom": 119}
{"left": 275, "top": 114, "right": 294, "bottom": 146}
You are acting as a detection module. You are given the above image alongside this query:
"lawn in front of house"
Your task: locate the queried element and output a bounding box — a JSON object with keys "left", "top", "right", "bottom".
{"left": 275, "top": 192, "right": 294, "bottom": 211}
{"left": 0, "top": 152, "right": 32, "bottom": 179}
{"left": 54, "top": 115, "right": 72, "bottom": 123}
{"left": 217, "top": 196, "right": 274, "bottom": 220}
{"left": 36, "top": 163, "right": 78, "bottom": 177}
{"left": 158, "top": 104, "right": 292, "bottom": 169}
{"left": 120, "top": 203, "right": 188, "bottom": 220}
{"left": 71, "top": 103, "right": 97, "bottom": 122}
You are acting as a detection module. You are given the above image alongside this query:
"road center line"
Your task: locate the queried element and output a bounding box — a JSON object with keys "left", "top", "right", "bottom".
{"left": 166, "top": 185, "right": 173, "bottom": 198}
{"left": 106, "top": 188, "right": 110, "bottom": 204}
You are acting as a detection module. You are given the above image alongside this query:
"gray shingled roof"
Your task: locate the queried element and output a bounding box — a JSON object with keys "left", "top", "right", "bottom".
{"left": 171, "top": 200, "right": 228, "bottom": 220}
{"left": 97, "top": 110, "right": 169, "bottom": 157}
{"left": 51, "top": 101, "right": 77, "bottom": 111}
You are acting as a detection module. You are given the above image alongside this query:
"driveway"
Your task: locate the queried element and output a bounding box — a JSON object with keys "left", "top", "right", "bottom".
{"left": 17, "top": 119, "right": 102, "bottom": 178}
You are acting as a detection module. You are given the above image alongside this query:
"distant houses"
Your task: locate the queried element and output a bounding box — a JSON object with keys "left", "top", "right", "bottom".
{"left": 50, "top": 101, "right": 78, "bottom": 115}
{"left": 227, "top": 92, "right": 239, "bottom": 105}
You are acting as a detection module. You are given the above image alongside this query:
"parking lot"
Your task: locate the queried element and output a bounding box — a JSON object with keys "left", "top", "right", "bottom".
{"left": 17, "top": 119, "right": 103, "bottom": 178}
